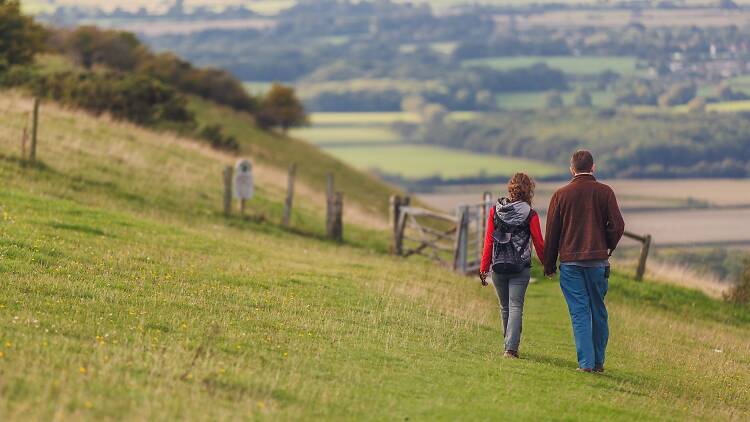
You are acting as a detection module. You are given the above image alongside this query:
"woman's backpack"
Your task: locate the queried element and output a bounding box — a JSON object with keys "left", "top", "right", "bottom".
{"left": 491, "top": 209, "right": 534, "bottom": 274}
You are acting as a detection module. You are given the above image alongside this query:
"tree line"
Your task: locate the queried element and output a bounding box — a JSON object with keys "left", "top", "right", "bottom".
{"left": 393, "top": 108, "right": 750, "bottom": 178}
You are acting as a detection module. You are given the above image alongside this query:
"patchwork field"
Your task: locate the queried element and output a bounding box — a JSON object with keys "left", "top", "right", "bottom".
{"left": 325, "top": 144, "right": 561, "bottom": 179}
{"left": 292, "top": 112, "right": 561, "bottom": 180}
{"left": 463, "top": 56, "right": 641, "bottom": 76}
{"left": 497, "top": 90, "right": 616, "bottom": 110}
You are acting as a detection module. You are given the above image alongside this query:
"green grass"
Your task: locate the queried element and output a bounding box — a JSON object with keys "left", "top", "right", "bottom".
{"left": 1, "top": 91, "right": 750, "bottom": 420}
{"left": 324, "top": 144, "right": 562, "bottom": 179}
{"left": 463, "top": 56, "right": 640, "bottom": 76}
{"left": 497, "top": 90, "right": 616, "bottom": 110}
{"left": 289, "top": 126, "right": 402, "bottom": 146}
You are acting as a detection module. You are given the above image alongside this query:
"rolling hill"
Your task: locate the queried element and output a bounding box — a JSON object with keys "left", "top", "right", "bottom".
{"left": 0, "top": 91, "right": 749, "bottom": 420}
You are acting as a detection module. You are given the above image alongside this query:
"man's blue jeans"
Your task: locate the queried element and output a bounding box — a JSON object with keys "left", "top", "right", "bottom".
{"left": 559, "top": 264, "right": 609, "bottom": 370}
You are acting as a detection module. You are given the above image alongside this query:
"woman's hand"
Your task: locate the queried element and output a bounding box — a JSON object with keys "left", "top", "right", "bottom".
{"left": 479, "top": 271, "right": 489, "bottom": 286}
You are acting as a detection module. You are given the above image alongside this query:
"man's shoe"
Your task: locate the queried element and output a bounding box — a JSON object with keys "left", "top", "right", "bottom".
{"left": 593, "top": 366, "right": 605, "bottom": 373}
{"left": 503, "top": 350, "right": 519, "bottom": 359}
{"left": 576, "top": 368, "right": 593, "bottom": 373}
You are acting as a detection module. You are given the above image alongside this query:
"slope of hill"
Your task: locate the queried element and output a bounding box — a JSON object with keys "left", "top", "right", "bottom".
{"left": 0, "top": 92, "right": 749, "bottom": 420}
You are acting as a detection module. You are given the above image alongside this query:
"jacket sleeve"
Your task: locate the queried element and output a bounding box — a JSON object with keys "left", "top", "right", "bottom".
{"left": 543, "top": 192, "right": 561, "bottom": 275}
{"left": 605, "top": 189, "right": 625, "bottom": 253}
{"left": 480, "top": 209, "right": 495, "bottom": 273}
{"left": 530, "top": 212, "right": 545, "bottom": 265}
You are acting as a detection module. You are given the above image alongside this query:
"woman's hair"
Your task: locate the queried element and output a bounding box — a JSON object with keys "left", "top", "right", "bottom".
{"left": 507, "top": 173, "right": 535, "bottom": 205}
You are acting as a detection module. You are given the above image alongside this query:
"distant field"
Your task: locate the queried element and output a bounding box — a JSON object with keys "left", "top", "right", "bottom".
{"left": 634, "top": 100, "right": 750, "bottom": 114}
{"left": 291, "top": 112, "right": 541, "bottom": 180}
{"left": 302, "top": 111, "right": 480, "bottom": 126}
{"left": 325, "top": 144, "right": 561, "bottom": 179}
{"left": 498, "top": 9, "right": 750, "bottom": 28}
{"left": 498, "top": 90, "right": 616, "bottom": 110}
{"left": 463, "top": 56, "right": 640, "bottom": 76}
{"left": 307, "top": 112, "right": 421, "bottom": 126}
{"left": 289, "top": 127, "right": 402, "bottom": 146}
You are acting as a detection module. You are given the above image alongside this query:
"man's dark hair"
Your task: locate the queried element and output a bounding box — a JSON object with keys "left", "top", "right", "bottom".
{"left": 571, "top": 150, "right": 594, "bottom": 173}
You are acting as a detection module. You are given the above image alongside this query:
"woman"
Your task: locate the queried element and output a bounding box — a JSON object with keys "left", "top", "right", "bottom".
{"left": 479, "top": 173, "right": 545, "bottom": 358}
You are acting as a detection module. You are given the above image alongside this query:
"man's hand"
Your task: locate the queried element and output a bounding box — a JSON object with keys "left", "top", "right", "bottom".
{"left": 479, "top": 271, "right": 489, "bottom": 286}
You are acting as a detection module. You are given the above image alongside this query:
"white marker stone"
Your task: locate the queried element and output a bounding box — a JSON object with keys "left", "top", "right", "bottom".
{"left": 234, "top": 159, "right": 254, "bottom": 200}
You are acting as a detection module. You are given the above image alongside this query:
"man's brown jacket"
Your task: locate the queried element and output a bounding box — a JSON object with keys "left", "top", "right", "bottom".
{"left": 543, "top": 174, "right": 625, "bottom": 275}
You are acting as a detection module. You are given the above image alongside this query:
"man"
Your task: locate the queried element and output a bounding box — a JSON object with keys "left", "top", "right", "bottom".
{"left": 543, "top": 150, "right": 625, "bottom": 373}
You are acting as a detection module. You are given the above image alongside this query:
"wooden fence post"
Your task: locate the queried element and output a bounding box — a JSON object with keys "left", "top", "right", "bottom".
{"left": 282, "top": 164, "right": 297, "bottom": 227}
{"left": 223, "top": 166, "right": 233, "bottom": 217}
{"left": 453, "top": 206, "right": 469, "bottom": 274}
{"left": 330, "top": 192, "right": 344, "bottom": 242}
{"left": 389, "top": 195, "right": 402, "bottom": 253}
{"left": 394, "top": 205, "right": 409, "bottom": 256}
{"left": 30, "top": 98, "right": 40, "bottom": 163}
{"left": 635, "top": 234, "right": 652, "bottom": 281}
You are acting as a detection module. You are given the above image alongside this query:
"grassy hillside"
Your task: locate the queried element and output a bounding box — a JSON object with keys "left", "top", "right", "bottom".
{"left": 1, "top": 93, "right": 749, "bottom": 420}
{"left": 188, "top": 98, "right": 401, "bottom": 218}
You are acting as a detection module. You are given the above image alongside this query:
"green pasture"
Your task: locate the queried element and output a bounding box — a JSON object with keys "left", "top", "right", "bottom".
{"left": 463, "top": 56, "right": 641, "bottom": 76}
{"left": 305, "top": 111, "right": 480, "bottom": 127}
{"left": 497, "top": 90, "right": 616, "bottom": 110}
{"left": 307, "top": 111, "right": 421, "bottom": 126}
{"left": 289, "top": 126, "right": 402, "bottom": 146}
{"left": 325, "top": 144, "right": 562, "bottom": 179}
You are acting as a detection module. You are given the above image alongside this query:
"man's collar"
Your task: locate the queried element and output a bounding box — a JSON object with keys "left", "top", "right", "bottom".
{"left": 572, "top": 173, "right": 596, "bottom": 181}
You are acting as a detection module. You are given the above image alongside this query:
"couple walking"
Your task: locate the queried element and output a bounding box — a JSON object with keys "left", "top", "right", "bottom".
{"left": 479, "top": 150, "right": 625, "bottom": 372}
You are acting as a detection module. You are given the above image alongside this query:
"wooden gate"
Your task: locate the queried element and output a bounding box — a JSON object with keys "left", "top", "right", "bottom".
{"left": 390, "top": 194, "right": 494, "bottom": 275}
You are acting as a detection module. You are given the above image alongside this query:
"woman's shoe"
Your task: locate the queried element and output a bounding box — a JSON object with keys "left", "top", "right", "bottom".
{"left": 503, "top": 350, "right": 519, "bottom": 359}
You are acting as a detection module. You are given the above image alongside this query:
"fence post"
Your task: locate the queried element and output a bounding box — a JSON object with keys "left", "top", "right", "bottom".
{"left": 635, "top": 234, "right": 652, "bottom": 281}
{"left": 330, "top": 192, "right": 344, "bottom": 242}
{"left": 394, "top": 205, "right": 408, "bottom": 256}
{"left": 30, "top": 98, "right": 40, "bottom": 163}
{"left": 453, "top": 206, "right": 469, "bottom": 274}
{"left": 282, "top": 164, "right": 297, "bottom": 227}
{"left": 223, "top": 166, "right": 233, "bottom": 217}
{"left": 389, "top": 195, "right": 402, "bottom": 253}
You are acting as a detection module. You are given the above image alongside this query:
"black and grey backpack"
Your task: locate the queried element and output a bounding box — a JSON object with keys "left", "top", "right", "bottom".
{"left": 491, "top": 203, "right": 535, "bottom": 275}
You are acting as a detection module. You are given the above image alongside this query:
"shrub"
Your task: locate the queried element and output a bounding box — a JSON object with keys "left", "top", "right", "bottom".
{"left": 30, "top": 70, "right": 195, "bottom": 126}
{"left": 256, "top": 83, "right": 308, "bottom": 132}
{"left": 199, "top": 124, "right": 239, "bottom": 151}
